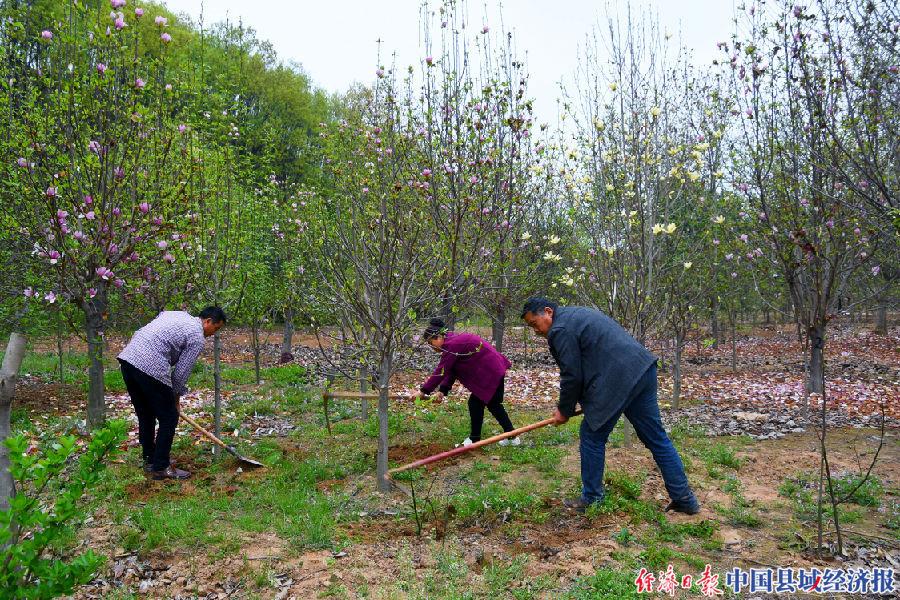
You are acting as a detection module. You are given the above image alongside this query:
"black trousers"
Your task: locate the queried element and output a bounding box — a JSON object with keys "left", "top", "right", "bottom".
{"left": 468, "top": 377, "right": 515, "bottom": 441}
{"left": 119, "top": 359, "right": 179, "bottom": 471}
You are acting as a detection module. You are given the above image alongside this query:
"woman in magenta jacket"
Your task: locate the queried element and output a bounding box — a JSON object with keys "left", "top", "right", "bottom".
{"left": 413, "top": 318, "right": 519, "bottom": 446}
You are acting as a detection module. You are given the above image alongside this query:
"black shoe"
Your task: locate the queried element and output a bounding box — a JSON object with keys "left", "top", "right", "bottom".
{"left": 665, "top": 500, "right": 701, "bottom": 515}
{"left": 150, "top": 465, "right": 191, "bottom": 480}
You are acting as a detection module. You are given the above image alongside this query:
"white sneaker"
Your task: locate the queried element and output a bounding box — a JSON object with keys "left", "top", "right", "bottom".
{"left": 460, "top": 437, "right": 473, "bottom": 447}
{"left": 499, "top": 436, "right": 521, "bottom": 447}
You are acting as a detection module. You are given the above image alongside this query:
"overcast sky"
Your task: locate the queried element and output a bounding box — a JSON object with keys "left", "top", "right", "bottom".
{"left": 161, "top": 1, "right": 737, "bottom": 127}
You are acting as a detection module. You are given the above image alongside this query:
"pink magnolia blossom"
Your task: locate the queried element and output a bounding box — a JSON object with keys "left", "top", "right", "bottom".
{"left": 84, "top": 195, "right": 93, "bottom": 205}
{"left": 740, "top": 234, "right": 749, "bottom": 243}
{"left": 731, "top": 272, "right": 738, "bottom": 278}
{"left": 56, "top": 209, "right": 68, "bottom": 220}
{"left": 481, "top": 25, "right": 489, "bottom": 34}
{"left": 41, "top": 30, "right": 52, "bottom": 40}
{"left": 139, "top": 202, "right": 150, "bottom": 214}
{"left": 113, "top": 207, "right": 121, "bottom": 216}
{"left": 85, "top": 211, "right": 96, "bottom": 220}
{"left": 161, "top": 32, "right": 172, "bottom": 43}
{"left": 155, "top": 15, "right": 167, "bottom": 26}
{"left": 108, "top": 243, "right": 118, "bottom": 254}
{"left": 178, "top": 124, "right": 187, "bottom": 133}
{"left": 725, "top": 253, "right": 734, "bottom": 261}
{"left": 73, "top": 231, "right": 85, "bottom": 241}
{"left": 46, "top": 186, "right": 57, "bottom": 198}
{"left": 114, "top": 17, "right": 126, "bottom": 30}
{"left": 96, "top": 63, "right": 107, "bottom": 74}
{"left": 135, "top": 8, "right": 144, "bottom": 17}
{"left": 375, "top": 68, "right": 385, "bottom": 78}
{"left": 110, "top": 0, "right": 126, "bottom": 8}
{"left": 23, "top": 287, "right": 35, "bottom": 298}
{"left": 152, "top": 217, "right": 162, "bottom": 226}
{"left": 89, "top": 140, "right": 102, "bottom": 154}
{"left": 826, "top": 219, "right": 834, "bottom": 228}
{"left": 872, "top": 265, "right": 881, "bottom": 276}
{"left": 135, "top": 78, "right": 145, "bottom": 89}
{"left": 96, "top": 267, "right": 114, "bottom": 280}
{"left": 421, "top": 168, "right": 432, "bottom": 177}
{"left": 163, "top": 253, "right": 175, "bottom": 263}
{"left": 425, "top": 56, "right": 434, "bottom": 66}
{"left": 114, "top": 166, "right": 125, "bottom": 179}
{"left": 114, "top": 278, "right": 125, "bottom": 288}
{"left": 16, "top": 157, "right": 27, "bottom": 168}
{"left": 165, "top": 83, "right": 173, "bottom": 91}
{"left": 48, "top": 251, "right": 60, "bottom": 265}
{"left": 88, "top": 288, "right": 97, "bottom": 299}
{"left": 44, "top": 291, "right": 57, "bottom": 303}
{"left": 157, "top": 240, "right": 168, "bottom": 250}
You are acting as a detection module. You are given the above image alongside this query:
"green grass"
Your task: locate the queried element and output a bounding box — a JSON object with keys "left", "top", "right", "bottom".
{"left": 565, "top": 568, "right": 639, "bottom": 599}
{"left": 778, "top": 472, "right": 884, "bottom": 525}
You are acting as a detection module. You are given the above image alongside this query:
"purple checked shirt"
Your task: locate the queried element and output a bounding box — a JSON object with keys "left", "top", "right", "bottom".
{"left": 118, "top": 311, "right": 205, "bottom": 396}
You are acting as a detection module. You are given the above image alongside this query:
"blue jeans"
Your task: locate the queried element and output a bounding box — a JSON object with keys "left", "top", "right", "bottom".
{"left": 579, "top": 365, "right": 696, "bottom": 506}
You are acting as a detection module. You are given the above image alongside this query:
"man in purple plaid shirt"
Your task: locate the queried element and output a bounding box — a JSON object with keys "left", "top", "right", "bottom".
{"left": 118, "top": 307, "right": 226, "bottom": 480}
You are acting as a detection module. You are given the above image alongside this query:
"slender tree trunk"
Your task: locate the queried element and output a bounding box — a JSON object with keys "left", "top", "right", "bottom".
{"left": 807, "top": 322, "right": 825, "bottom": 396}
{"left": 376, "top": 353, "right": 392, "bottom": 491}
{"left": 251, "top": 320, "right": 261, "bottom": 385}
{"left": 491, "top": 306, "right": 506, "bottom": 354}
{"left": 672, "top": 332, "right": 684, "bottom": 411}
{"left": 213, "top": 331, "right": 222, "bottom": 455}
{"left": 280, "top": 308, "right": 294, "bottom": 363}
{"left": 56, "top": 310, "right": 64, "bottom": 386}
{"left": 731, "top": 316, "right": 737, "bottom": 373}
{"left": 1, "top": 333, "right": 27, "bottom": 512}
{"left": 359, "top": 367, "right": 369, "bottom": 421}
{"left": 85, "top": 302, "right": 107, "bottom": 430}
{"left": 710, "top": 295, "right": 720, "bottom": 349}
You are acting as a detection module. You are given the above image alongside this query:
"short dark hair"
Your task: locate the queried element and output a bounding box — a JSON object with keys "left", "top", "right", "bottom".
{"left": 423, "top": 317, "right": 448, "bottom": 340}
{"left": 199, "top": 306, "right": 227, "bottom": 324}
{"left": 521, "top": 296, "right": 557, "bottom": 319}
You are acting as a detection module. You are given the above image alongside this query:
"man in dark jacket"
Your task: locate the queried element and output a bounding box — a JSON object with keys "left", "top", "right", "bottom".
{"left": 521, "top": 297, "right": 699, "bottom": 514}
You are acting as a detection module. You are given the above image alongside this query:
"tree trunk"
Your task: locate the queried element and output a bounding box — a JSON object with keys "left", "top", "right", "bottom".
{"left": 874, "top": 305, "right": 887, "bottom": 335}
{"left": 251, "top": 320, "right": 261, "bottom": 385}
{"left": 672, "top": 332, "right": 683, "bottom": 411}
{"left": 710, "top": 295, "right": 720, "bottom": 349}
{"left": 1, "top": 332, "right": 27, "bottom": 512}
{"left": 491, "top": 307, "right": 506, "bottom": 354}
{"left": 213, "top": 331, "right": 222, "bottom": 454}
{"left": 85, "top": 302, "right": 107, "bottom": 429}
{"left": 376, "top": 355, "right": 392, "bottom": 491}
{"left": 731, "top": 317, "right": 737, "bottom": 373}
{"left": 359, "top": 367, "right": 369, "bottom": 421}
{"left": 807, "top": 322, "right": 825, "bottom": 397}
{"left": 280, "top": 308, "right": 294, "bottom": 363}
{"left": 56, "top": 310, "right": 64, "bottom": 386}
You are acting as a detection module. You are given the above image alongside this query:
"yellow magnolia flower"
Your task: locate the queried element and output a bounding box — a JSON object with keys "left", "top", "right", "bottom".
{"left": 695, "top": 142, "right": 710, "bottom": 152}
{"left": 548, "top": 235, "right": 560, "bottom": 245}
{"left": 650, "top": 106, "right": 661, "bottom": 118}
{"left": 652, "top": 223, "right": 665, "bottom": 235}
{"left": 687, "top": 171, "right": 701, "bottom": 182}
{"left": 521, "top": 231, "right": 532, "bottom": 241}
{"left": 609, "top": 82, "right": 618, "bottom": 91}
{"left": 606, "top": 183, "right": 614, "bottom": 191}
{"left": 714, "top": 215, "right": 725, "bottom": 224}
{"left": 543, "top": 251, "right": 562, "bottom": 262}
{"left": 665, "top": 223, "right": 677, "bottom": 234}
{"left": 593, "top": 118, "right": 606, "bottom": 131}
{"left": 684, "top": 262, "right": 693, "bottom": 269}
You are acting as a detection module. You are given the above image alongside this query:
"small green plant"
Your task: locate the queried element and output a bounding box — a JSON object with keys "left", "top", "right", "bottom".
{"left": 0, "top": 420, "right": 127, "bottom": 598}
{"left": 613, "top": 527, "right": 636, "bottom": 546}
{"left": 566, "top": 568, "right": 639, "bottom": 599}
{"left": 704, "top": 443, "right": 743, "bottom": 470}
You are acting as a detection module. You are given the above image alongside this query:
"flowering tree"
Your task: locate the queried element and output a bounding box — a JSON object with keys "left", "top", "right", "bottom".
{"left": 2, "top": 2, "right": 195, "bottom": 428}
{"left": 307, "top": 70, "right": 445, "bottom": 489}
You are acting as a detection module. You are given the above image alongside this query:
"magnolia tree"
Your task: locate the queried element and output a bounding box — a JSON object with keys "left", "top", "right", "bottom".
{"left": 726, "top": 0, "right": 886, "bottom": 403}
{"left": 2, "top": 3, "right": 195, "bottom": 428}
{"left": 417, "top": 1, "right": 551, "bottom": 343}
{"left": 562, "top": 9, "right": 705, "bottom": 345}
{"left": 307, "top": 75, "right": 445, "bottom": 490}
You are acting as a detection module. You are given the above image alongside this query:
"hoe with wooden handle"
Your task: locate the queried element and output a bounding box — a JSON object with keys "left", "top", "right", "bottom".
{"left": 179, "top": 411, "right": 265, "bottom": 469}
{"left": 388, "top": 410, "right": 582, "bottom": 477}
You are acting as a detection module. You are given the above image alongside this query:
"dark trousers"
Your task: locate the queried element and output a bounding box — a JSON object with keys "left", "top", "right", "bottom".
{"left": 579, "top": 364, "right": 695, "bottom": 505}
{"left": 119, "top": 359, "right": 179, "bottom": 471}
{"left": 468, "top": 377, "right": 515, "bottom": 441}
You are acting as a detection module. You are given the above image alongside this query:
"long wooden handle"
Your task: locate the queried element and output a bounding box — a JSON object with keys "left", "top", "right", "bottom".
{"left": 388, "top": 411, "right": 582, "bottom": 476}
{"left": 179, "top": 411, "right": 228, "bottom": 450}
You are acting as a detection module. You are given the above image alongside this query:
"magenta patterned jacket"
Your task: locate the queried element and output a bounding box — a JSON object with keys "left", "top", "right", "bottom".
{"left": 118, "top": 311, "right": 205, "bottom": 396}
{"left": 420, "top": 332, "right": 511, "bottom": 403}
